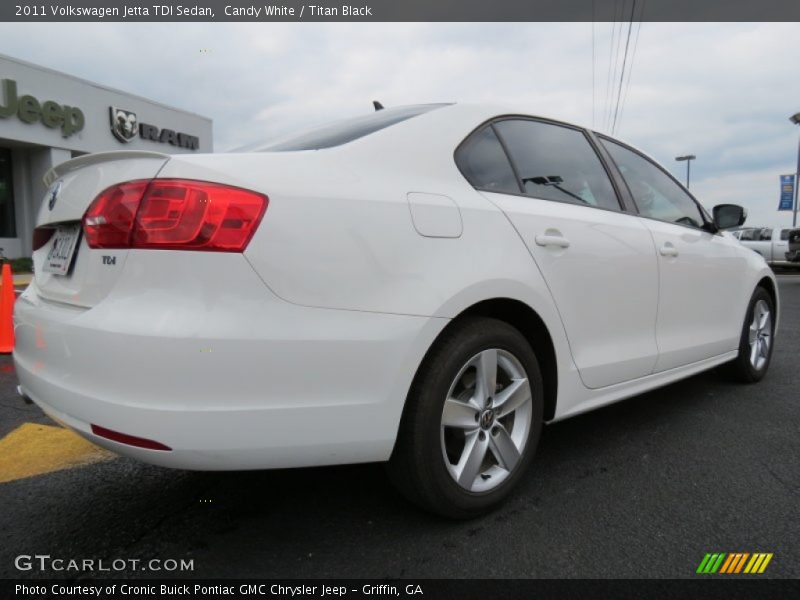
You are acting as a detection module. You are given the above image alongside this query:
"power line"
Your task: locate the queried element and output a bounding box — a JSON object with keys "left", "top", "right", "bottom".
{"left": 603, "top": 1, "right": 620, "bottom": 131}
{"left": 611, "top": 0, "right": 637, "bottom": 135}
{"left": 606, "top": 21, "right": 620, "bottom": 129}
{"left": 592, "top": 0, "right": 596, "bottom": 129}
{"left": 607, "top": 0, "right": 628, "bottom": 131}
{"left": 616, "top": 2, "right": 644, "bottom": 136}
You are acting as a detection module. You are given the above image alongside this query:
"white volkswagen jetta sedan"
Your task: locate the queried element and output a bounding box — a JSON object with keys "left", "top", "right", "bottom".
{"left": 14, "top": 103, "right": 777, "bottom": 517}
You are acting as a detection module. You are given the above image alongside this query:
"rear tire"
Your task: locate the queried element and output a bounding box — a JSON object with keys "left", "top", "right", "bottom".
{"left": 388, "top": 317, "right": 544, "bottom": 519}
{"left": 722, "top": 286, "right": 775, "bottom": 383}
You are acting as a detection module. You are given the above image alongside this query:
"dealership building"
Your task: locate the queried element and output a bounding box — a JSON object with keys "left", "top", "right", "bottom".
{"left": 0, "top": 54, "right": 213, "bottom": 258}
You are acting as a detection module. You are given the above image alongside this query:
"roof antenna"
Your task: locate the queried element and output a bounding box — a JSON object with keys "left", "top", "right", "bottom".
{"left": 372, "top": 100, "right": 384, "bottom": 111}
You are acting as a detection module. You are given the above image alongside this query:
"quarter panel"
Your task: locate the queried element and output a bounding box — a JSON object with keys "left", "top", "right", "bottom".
{"left": 161, "top": 152, "right": 554, "bottom": 320}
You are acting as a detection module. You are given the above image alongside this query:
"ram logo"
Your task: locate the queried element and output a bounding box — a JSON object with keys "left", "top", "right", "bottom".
{"left": 108, "top": 106, "right": 200, "bottom": 150}
{"left": 110, "top": 107, "right": 138, "bottom": 142}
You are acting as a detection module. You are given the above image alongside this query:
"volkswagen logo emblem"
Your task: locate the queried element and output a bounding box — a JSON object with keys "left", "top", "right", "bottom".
{"left": 47, "top": 181, "right": 62, "bottom": 211}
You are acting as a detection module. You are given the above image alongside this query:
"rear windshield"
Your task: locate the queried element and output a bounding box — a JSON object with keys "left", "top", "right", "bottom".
{"left": 259, "top": 104, "right": 449, "bottom": 152}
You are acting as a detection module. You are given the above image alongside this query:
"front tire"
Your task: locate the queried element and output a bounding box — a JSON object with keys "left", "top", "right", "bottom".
{"left": 388, "top": 317, "right": 544, "bottom": 519}
{"left": 723, "top": 286, "right": 775, "bottom": 383}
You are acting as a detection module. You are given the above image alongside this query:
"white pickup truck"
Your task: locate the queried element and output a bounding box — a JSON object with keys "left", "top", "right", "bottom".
{"left": 732, "top": 226, "right": 800, "bottom": 266}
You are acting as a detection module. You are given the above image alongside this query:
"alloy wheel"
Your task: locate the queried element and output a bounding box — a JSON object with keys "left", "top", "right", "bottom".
{"left": 440, "top": 348, "right": 533, "bottom": 493}
{"left": 748, "top": 299, "right": 772, "bottom": 371}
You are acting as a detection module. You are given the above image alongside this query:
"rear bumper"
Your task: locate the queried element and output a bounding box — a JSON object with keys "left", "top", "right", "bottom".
{"left": 13, "top": 251, "right": 447, "bottom": 470}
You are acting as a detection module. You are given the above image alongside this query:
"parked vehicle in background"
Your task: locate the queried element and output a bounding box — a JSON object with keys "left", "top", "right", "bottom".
{"left": 788, "top": 229, "right": 800, "bottom": 262}
{"left": 732, "top": 227, "right": 800, "bottom": 266}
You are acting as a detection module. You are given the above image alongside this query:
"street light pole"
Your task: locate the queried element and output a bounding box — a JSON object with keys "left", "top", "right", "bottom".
{"left": 675, "top": 155, "right": 696, "bottom": 189}
{"left": 791, "top": 112, "right": 800, "bottom": 228}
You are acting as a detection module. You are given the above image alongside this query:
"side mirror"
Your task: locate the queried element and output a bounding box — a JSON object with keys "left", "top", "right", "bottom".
{"left": 713, "top": 204, "right": 747, "bottom": 230}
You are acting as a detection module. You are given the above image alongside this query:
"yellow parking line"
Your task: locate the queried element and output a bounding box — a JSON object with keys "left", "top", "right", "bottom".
{"left": 0, "top": 422, "right": 115, "bottom": 484}
{"left": 12, "top": 274, "right": 33, "bottom": 286}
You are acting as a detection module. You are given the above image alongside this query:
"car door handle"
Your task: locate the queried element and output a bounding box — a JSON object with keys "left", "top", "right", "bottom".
{"left": 659, "top": 242, "right": 679, "bottom": 257}
{"left": 535, "top": 232, "right": 570, "bottom": 248}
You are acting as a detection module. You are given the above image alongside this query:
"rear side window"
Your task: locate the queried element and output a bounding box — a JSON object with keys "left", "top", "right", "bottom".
{"left": 455, "top": 126, "right": 519, "bottom": 194}
{"left": 493, "top": 119, "right": 621, "bottom": 211}
{"left": 601, "top": 138, "right": 705, "bottom": 229}
{"left": 780, "top": 229, "right": 792, "bottom": 240}
{"left": 260, "top": 104, "right": 449, "bottom": 151}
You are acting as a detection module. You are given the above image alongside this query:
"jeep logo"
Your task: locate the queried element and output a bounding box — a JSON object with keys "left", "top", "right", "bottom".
{"left": 0, "top": 79, "right": 85, "bottom": 138}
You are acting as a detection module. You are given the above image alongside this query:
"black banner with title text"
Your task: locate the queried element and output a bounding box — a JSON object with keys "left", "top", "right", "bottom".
{"left": 3, "top": 0, "right": 800, "bottom": 23}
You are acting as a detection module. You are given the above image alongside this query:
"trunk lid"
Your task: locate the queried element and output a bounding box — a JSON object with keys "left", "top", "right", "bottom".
{"left": 33, "top": 151, "right": 170, "bottom": 308}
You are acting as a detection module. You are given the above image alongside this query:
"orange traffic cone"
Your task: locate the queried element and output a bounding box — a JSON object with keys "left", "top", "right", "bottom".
{"left": 0, "top": 262, "right": 15, "bottom": 353}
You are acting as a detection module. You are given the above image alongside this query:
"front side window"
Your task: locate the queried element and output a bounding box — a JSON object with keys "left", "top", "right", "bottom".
{"left": 739, "top": 228, "right": 757, "bottom": 241}
{"left": 759, "top": 228, "right": 773, "bottom": 241}
{"left": 455, "top": 126, "right": 519, "bottom": 194}
{"left": 493, "top": 120, "right": 621, "bottom": 211}
{"left": 601, "top": 138, "right": 705, "bottom": 229}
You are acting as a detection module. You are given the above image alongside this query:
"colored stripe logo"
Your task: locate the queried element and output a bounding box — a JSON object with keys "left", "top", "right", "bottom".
{"left": 696, "top": 552, "right": 773, "bottom": 574}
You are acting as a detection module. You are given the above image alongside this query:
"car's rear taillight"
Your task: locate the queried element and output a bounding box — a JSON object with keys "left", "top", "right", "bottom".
{"left": 83, "top": 179, "right": 268, "bottom": 252}
{"left": 83, "top": 180, "right": 149, "bottom": 248}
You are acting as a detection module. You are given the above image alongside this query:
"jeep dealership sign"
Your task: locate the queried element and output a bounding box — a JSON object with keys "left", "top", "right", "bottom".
{"left": 0, "top": 57, "right": 211, "bottom": 156}
{"left": 0, "top": 78, "right": 85, "bottom": 137}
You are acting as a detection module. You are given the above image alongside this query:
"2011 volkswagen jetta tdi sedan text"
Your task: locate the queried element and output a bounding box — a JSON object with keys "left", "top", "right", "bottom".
{"left": 14, "top": 103, "right": 777, "bottom": 517}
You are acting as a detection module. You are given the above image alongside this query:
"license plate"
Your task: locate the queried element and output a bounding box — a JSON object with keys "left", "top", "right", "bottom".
{"left": 43, "top": 224, "right": 81, "bottom": 276}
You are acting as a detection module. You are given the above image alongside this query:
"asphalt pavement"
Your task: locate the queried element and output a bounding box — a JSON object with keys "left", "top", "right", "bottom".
{"left": 1, "top": 276, "right": 798, "bottom": 579}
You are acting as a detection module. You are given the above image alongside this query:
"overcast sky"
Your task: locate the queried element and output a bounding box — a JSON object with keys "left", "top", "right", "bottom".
{"left": 1, "top": 22, "right": 799, "bottom": 227}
